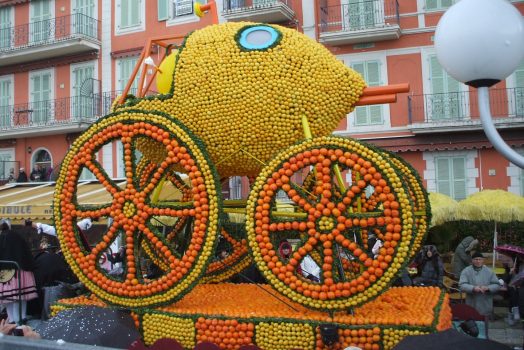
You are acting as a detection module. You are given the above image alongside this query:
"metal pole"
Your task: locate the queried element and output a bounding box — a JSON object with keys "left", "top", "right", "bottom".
{"left": 478, "top": 87, "right": 524, "bottom": 168}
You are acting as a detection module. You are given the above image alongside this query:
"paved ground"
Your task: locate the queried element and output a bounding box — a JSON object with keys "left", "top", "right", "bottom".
{"left": 489, "top": 306, "right": 524, "bottom": 349}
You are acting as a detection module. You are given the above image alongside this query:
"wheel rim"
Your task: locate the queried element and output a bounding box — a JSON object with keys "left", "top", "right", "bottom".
{"left": 246, "top": 136, "right": 414, "bottom": 310}
{"left": 54, "top": 110, "right": 221, "bottom": 307}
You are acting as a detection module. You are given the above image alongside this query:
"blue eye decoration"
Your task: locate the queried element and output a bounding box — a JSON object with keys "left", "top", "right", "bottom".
{"left": 236, "top": 25, "right": 282, "bottom": 51}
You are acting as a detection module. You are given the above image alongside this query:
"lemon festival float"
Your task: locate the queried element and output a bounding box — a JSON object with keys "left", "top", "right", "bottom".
{"left": 50, "top": 2, "right": 451, "bottom": 349}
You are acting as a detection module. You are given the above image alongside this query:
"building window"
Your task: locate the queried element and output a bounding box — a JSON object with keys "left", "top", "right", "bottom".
{"left": 0, "top": 6, "right": 12, "bottom": 49}
{"left": 71, "top": 63, "right": 95, "bottom": 119}
{"left": 31, "top": 149, "right": 52, "bottom": 181}
{"left": 425, "top": 0, "right": 454, "bottom": 11}
{"left": 30, "top": 0, "right": 53, "bottom": 43}
{"left": 0, "top": 76, "right": 12, "bottom": 128}
{"left": 116, "top": 0, "right": 144, "bottom": 34}
{"left": 29, "top": 69, "right": 54, "bottom": 125}
{"left": 0, "top": 148, "right": 14, "bottom": 181}
{"left": 116, "top": 57, "right": 141, "bottom": 95}
{"left": 351, "top": 60, "right": 382, "bottom": 126}
{"left": 73, "top": 0, "right": 97, "bottom": 37}
{"left": 428, "top": 54, "right": 464, "bottom": 121}
{"left": 435, "top": 156, "right": 467, "bottom": 200}
{"left": 163, "top": 0, "right": 207, "bottom": 25}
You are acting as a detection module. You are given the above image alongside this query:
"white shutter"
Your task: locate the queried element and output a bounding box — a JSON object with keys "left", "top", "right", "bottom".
{"left": 0, "top": 7, "right": 11, "bottom": 49}
{"left": 515, "top": 64, "right": 524, "bottom": 116}
{"left": 0, "top": 79, "right": 11, "bottom": 127}
{"left": 351, "top": 61, "right": 382, "bottom": 125}
{"left": 119, "top": 57, "right": 140, "bottom": 93}
{"left": 158, "top": 0, "right": 169, "bottom": 21}
{"left": 452, "top": 157, "right": 466, "bottom": 200}
{"left": 436, "top": 158, "right": 451, "bottom": 198}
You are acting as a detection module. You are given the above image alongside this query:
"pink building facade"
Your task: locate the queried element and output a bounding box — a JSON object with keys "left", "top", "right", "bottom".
{"left": 0, "top": 0, "right": 522, "bottom": 200}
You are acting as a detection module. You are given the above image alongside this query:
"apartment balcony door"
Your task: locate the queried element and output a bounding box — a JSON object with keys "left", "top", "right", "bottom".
{"left": 428, "top": 55, "right": 463, "bottom": 121}
{"left": 72, "top": 64, "right": 95, "bottom": 120}
{"left": 0, "top": 77, "right": 12, "bottom": 128}
{"left": 342, "top": 0, "right": 380, "bottom": 30}
{"left": 0, "top": 7, "right": 12, "bottom": 49}
{"left": 30, "top": 70, "right": 53, "bottom": 125}
{"left": 73, "top": 0, "right": 96, "bottom": 37}
{"left": 30, "top": 0, "right": 53, "bottom": 44}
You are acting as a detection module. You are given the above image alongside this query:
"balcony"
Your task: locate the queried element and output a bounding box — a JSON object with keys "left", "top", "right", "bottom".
{"left": 222, "top": 0, "right": 295, "bottom": 23}
{"left": 0, "top": 92, "right": 120, "bottom": 139}
{"left": 0, "top": 13, "right": 101, "bottom": 67}
{"left": 407, "top": 88, "right": 524, "bottom": 133}
{"left": 319, "top": 0, "right": 401, "bottom": 46}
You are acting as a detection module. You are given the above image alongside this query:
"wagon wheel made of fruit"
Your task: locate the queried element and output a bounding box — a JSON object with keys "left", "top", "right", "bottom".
{"left": 54, "top": 110, "right": 222, "bottom": 307}
{"left": 246, "top": 136, "right": 417, "bottom": 311}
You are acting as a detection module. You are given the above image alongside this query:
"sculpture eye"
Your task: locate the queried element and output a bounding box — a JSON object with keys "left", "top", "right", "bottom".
{"left": 237, "top": 25, "right": 281, "bottom": 51}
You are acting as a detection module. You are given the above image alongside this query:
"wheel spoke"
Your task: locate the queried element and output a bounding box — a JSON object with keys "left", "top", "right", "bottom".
{"left": 141, "top": 225, "right": 178, "bottom": 265}
{"left": 74, "top": 204, "right": 113, "bottom": 220}
{"left": 83, "top": 158, "right": 121, "bottom": 194}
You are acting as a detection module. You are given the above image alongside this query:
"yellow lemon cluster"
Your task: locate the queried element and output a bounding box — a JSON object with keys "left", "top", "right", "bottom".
{"left": 127, "top": 22, "right": 365, "bottom": 178}
{"left": 143, "top": 314, "right": 195, "bottom": 348}
{"left": 255, "top": 322, "right": 314, "bottom": 350}
{"left": 382, "top": 329, "right": 428, "bottom": 350}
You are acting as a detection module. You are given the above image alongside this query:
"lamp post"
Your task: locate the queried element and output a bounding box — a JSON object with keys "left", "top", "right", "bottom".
{"left": 435, "top": 0, "right": 524, "bottom": 168}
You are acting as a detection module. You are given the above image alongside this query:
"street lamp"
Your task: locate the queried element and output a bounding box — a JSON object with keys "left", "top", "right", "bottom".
{"left": 435, "top": 0, "right": 524, "bottom": 168}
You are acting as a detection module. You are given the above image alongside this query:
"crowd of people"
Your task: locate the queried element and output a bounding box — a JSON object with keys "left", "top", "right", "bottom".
{"left": 6, "top": 165, "right": 53, "bottom": 183}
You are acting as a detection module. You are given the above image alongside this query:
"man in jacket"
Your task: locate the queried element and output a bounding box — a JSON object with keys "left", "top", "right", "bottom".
{"left": 459, "top": 252, "right": 501, "bottom": 317}
{"left": 452, "top": 236, "right": 479, "bottom": 278}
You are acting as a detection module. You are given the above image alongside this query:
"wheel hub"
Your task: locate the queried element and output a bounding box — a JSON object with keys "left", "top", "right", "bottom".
{"left": 317, "top": 215, "right": 335, "bottom": 232}
{"left": 123, "top": 201, "right": 136, "bottom": 218}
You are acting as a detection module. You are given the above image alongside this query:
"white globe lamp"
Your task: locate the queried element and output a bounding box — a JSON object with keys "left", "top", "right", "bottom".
{"left": 435, "top": 0, "right": 524, "bottom": 168}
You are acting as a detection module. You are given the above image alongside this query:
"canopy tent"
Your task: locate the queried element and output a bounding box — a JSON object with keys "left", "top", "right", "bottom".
{"left": 428, "top": 192, "right": 459, "bottom": 227}
{"left": 0, "top": 180, "right": 185, "bottom": 223}
{"left": 455, "top": 190, "right": 524, "bottom": 267}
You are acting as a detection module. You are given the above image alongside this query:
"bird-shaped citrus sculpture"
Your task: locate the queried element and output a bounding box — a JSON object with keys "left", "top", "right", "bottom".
{"left": 117, "top": 22, "right": 366, "bottom": 178}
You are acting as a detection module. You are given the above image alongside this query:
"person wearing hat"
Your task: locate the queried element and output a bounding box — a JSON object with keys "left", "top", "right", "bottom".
{"left": 16, "top": 168, "right": 28, "bottom": 183}
{"left": 452, "top": 236, "right": 479, "bottom": 278}
{"left": 459, "top": 251, "right": 501, "bottom": 317}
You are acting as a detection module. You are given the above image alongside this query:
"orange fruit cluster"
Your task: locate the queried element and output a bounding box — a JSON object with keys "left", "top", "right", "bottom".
{"left": 195, "top": 317, "right": 254, "bottom": 349}
{"left": 315, "top": 327, "right": 381, "bottom": 350}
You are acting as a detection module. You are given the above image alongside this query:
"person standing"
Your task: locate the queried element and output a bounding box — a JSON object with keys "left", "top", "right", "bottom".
{"left": 16, "top": 168, "right": 28, "bottom": 183}
{"left": 412, "top": 245, "right": 444, "bottom": 287}
{"left": 459, "top": 252, "right": 501, "bottom": 317}
{"left": 0, "top": 220, "right": 38, "bottom": 323}
{"left": 452, "top": 236, "right": 479, "bottom": 278}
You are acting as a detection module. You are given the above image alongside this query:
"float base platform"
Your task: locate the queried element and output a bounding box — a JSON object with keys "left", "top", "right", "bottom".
{"left": 53, "top": 284, "right": 452, "bottom": 350}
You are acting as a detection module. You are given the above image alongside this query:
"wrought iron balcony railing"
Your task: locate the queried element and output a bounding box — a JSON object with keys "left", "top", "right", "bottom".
{"left": 319, "top": 0, "right": 400, "bottom": 34}
{"left": 0, "top": 92, "right": 124, "bottom": 131}
{"left": 223, "top": 0, "right": 294, "bottom": 11}
{"left": 408, "top": 87, "right": 524, "bottom": 125}
{"left": 0, "top": 13, "right": 100, "bottom": 52}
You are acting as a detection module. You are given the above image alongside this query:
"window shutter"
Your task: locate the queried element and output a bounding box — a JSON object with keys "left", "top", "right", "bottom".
{"left": 355, "top": 107, "right": 368, "bottom": 125}
{"left": 121, "top": 0, "right": 129, "bottom": 28}
{"left": 452, "top": 157, "right": 466, "bottom": 200}
{"left": 366, "top": 61, "right": 380, "bottom": 87}
{"left": 436, "top": 158, "right": 451, "bottom": 197}
{"left": 441, "top": 0, "right": 453, "bottom": 8}
{"left": 131, "top": 0, "right": 140, "bottom": 25}
{"left": 369, "top": 105, "right": 382, "bottom": 124}
{"left": 516, "top": 64, "right": 524, "bottom": 116}
{"left": 430, "top": 56, "right": 444, "bottom": 94}
{"left": 158, "top": 0, "right": 168, "bottom": 21}
{"left": 0, "top": 7, "right": 11, "bottom": 48}
{"left": 426, "top": 0, "right": 437, "bottom": 10}
{"left": 0, "top": 80, "right": 10, "bottom": 106}
{"left": 42, "top": 74, "right": 51, "bottom": 101}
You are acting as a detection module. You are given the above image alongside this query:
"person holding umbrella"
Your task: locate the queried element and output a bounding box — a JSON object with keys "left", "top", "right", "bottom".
{"left": 497, "top": 244, "right": 524, "bottom": 325}
{"left": 459, "top": 252, "right": 501, "bottom": 318}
